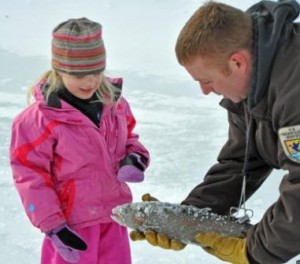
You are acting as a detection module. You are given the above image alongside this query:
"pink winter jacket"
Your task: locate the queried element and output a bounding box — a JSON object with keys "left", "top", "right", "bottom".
{"left": 10, "top": 78, "right": 149, "bottom": 233}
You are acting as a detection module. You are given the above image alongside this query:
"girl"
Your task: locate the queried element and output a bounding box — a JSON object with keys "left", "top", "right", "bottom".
{"left": 10, "top": 18, "right": 149, "bottom": 264}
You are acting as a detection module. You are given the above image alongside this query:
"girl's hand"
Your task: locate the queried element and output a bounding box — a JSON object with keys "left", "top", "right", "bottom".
{"left": 46, "top": 224, "right": 87, "bottom": 263}
{"left": 117, "top": 153, "right": 146, "bottom": 182}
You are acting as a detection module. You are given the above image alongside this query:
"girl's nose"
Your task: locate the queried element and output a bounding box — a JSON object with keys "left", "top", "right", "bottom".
{"left": 82, "top": 75, "right": 97, "bottom": 87}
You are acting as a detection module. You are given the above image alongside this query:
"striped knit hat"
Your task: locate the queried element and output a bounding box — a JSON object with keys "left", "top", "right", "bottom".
{"left": 52, "top": 18, "right": 106, "bottom": 75}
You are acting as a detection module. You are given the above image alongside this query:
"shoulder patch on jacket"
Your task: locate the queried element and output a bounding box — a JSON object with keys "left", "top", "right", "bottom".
{"left": 279, "top": 125, "right": 300, "bottom": 163}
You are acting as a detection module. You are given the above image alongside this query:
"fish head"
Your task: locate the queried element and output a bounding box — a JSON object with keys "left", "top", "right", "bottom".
{"left": 111, "top": 202, "right": 148, "bottom": 231}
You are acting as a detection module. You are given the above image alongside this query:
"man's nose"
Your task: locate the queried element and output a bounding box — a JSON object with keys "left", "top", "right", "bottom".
{"left": 200, "top": 84, "right": 213, "bottom": 95}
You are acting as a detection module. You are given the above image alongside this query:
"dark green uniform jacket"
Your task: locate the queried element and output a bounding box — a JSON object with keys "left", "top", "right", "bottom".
{"left": 183, "top": 1, "right": 300, "bottom": 263}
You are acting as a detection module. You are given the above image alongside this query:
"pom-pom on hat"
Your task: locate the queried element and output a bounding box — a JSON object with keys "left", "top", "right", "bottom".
{"left": 52, "top": 17, "right": 106, "bottom": 75}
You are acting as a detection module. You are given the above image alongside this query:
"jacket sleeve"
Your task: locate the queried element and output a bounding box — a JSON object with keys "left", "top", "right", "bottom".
{"left": 247, "top": 63, "right": 300, "bottom": 263}
{"left": 10, "top": 112, "right": 66, "bottom": 233}
{"left": 182, "top": 107, "right": 272, "bottom": 215}
{"left": 247, "top": 174, "right": 300, "bottom": 263}
{"left": 121, "top": 97, "right": 150, "bottom": 168}
{"left": 247, "top": 136, "right": 300, "bottom": 263}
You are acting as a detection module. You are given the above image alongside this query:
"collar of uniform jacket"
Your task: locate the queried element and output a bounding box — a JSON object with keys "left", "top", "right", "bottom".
{"left": 246, "top": 0, "right": 300, "bottom": 109}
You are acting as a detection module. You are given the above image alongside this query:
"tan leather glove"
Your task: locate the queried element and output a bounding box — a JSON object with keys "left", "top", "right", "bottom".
{"left": 141, "top": 193, "right": 159, "bottom": 202}
{"left": 195, "top": 233, "right": 249, "bottom": 264}
{"left": 129, "top": 193, "right": 186, "bottom": 251}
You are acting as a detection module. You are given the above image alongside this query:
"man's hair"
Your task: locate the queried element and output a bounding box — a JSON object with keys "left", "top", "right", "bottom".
{"left": 175, "top": 1, "right": 253, "bottom": 66}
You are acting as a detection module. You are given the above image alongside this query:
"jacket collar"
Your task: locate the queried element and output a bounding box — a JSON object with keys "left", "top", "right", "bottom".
{"left": 33, "top": 77, "right": 123, "bottom": 125}
{"left": 246, "top": 0, "right": 299, "bottom": 110}
{"left": 35, "top": 76, "right": 123, "bottom": 109}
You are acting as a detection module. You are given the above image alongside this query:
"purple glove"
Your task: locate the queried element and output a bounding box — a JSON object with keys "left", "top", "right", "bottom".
{"left": 117, "top": 153, "right": 146, "bottom": 183}
{"left": 46, "top": 224, "right": 87, "bottom": 263}
{"left": 117, "top": 165, "right": 144, "bottom": 182}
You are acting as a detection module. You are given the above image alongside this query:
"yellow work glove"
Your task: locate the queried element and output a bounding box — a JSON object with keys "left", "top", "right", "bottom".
{"left": 195, "top": 233, "right": 249, "bottom": 264}
{"left": 129, "top": 193, "right": 186, "bottom": 251}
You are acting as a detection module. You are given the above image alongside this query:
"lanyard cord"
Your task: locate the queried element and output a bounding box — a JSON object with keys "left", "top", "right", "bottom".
{"left": 231, "top": 112, "right": 254, "bottom": 223}
{"left": 240, "top": 116, "right": 252, "bottom": 209}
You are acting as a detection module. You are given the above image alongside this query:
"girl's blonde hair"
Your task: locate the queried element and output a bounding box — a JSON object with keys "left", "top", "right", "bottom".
{"left": 27, "top": 69, "right": 119, "bottom": 105}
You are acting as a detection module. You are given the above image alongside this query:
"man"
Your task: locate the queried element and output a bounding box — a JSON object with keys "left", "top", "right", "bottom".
{"left": 131, "top": 0, "right": 300, "bottom": 263}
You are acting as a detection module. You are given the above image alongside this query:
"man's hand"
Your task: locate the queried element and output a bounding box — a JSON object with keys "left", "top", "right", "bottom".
{"left": 195, "top": 232, "right": 249, "bottom": 264}
{"left": 129, "top": 193, "right": 187, "bottom": 251}
{"left": 141, "top": 193, "right": 159, "bottom": 202}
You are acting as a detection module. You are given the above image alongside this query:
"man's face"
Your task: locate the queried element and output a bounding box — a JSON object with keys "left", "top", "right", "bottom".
{"left": 184, "top": 55, "right": 250, "bottom": 103}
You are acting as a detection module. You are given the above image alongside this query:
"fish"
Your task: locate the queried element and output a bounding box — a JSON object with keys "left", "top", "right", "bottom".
{"left": 111, "top": 201, "right": 252, "bottom": 245}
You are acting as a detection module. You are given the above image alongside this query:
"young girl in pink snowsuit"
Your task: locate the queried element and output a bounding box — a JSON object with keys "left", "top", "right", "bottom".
{"left": 10, "top": 17, "right": 150, "bottom": 264}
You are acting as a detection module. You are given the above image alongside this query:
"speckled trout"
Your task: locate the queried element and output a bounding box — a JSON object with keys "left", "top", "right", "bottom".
{"left": 111, "top": 201, "right": 252, "bottom": 245}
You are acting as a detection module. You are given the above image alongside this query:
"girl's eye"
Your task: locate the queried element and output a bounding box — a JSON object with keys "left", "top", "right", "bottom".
{"left": 75, "top": 75, "right": 85, "bottom": 79}
{"left": 75, "top": 73, "right": 102, "bottom": 79}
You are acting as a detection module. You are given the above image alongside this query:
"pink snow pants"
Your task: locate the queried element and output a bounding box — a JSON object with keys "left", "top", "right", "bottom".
{"left": 41, "top": 222, "right": 131, "bottom": 264}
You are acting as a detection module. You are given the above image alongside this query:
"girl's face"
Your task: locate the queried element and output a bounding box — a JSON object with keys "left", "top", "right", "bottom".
{"left": 58, "top": 72, "right": 104, "bottom": 99}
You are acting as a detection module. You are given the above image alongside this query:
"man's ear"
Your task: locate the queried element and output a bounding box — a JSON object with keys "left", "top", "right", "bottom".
{"left": 228, "top": 50, "right": 251, "bottom": 74}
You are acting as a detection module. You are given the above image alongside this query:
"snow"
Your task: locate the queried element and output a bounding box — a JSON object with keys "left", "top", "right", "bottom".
{"left": 0, "top": 0, "right": 299, "bottom": 263}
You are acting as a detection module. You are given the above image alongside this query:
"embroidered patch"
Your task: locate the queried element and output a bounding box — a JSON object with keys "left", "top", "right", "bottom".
{"left": 279, "top": 125, "right": 300, "bottom": 163}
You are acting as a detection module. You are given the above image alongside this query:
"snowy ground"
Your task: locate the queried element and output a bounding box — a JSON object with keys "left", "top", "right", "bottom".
{"left": 1, "top": 0, "right": 300, "bottom": 263}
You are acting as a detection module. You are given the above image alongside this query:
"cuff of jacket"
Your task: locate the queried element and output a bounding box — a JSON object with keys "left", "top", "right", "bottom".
{"left": 39, "top": 213, "right": 66, "bottom": 233}
{"left": 120, "top": 153, "right": 147, "bottom": 171}
{"left": 247, "top": 249, "right": 260, "bottom": 264}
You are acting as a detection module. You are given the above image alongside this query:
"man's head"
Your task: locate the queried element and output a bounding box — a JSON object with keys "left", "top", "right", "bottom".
{"left": 175, "top": 1, "right": 253, "bottom": 103}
